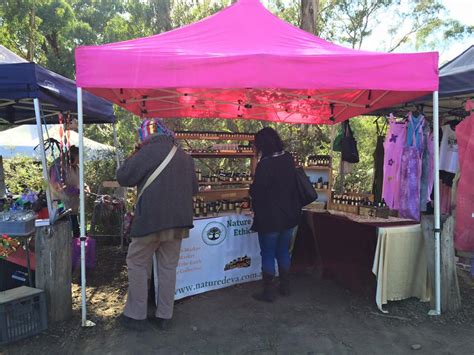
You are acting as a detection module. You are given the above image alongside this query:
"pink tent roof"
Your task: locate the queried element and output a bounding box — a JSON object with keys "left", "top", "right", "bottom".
{"left": 75, "top": 0, "right": 438, "bottom": 124}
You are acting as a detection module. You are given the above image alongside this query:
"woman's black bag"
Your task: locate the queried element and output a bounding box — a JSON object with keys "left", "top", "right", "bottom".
{"left": 341, "top": 121, "right": 360, "bottom": 163}
{"left": 295, "top": 167, "right": 318, "bottom": 207}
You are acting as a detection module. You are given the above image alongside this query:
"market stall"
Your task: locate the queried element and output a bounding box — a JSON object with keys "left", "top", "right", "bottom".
{"left": 371, "top": 45, "right": 474, "bottom": 280}
{"left": 74, "top": 0, "right": 440, "bottom": 325}
{"left": 0, "top": 44, "right": 116, "bottom": 329}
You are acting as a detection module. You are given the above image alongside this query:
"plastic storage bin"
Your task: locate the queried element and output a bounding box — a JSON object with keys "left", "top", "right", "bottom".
{"left": 0, "top": 218, "right": 35, "bottom": 236}
{"left": 0, "top": 286, "right": 47, "bottom": 345}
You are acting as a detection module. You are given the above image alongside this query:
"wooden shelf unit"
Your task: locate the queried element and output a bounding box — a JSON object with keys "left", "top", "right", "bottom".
{"left": 188, "top": 152, "right": 255, "bottom": 158}
{"left": 198, "top": 181, "right": 253, "bottom": 186}
{"left": 303, "top": 164, "right": 333, "bottom": 207}
{"left": 176, "top": 131, "right": 255, "bottom": 141}
{"left": 304, "top": 165, "right": 332, "bottom": 171}
{"left": 176, "top": 131, "right": 257, "bottom": 203}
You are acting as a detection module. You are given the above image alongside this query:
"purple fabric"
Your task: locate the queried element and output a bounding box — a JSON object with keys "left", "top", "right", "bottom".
{"left": 399, "top": 147, "right": 422, "bottom": 220}
{"left": 399, "top": 115, "right": 425, "bottom": 221}
{"left": 382, "top": 118, "right": 407, "bottom": 209}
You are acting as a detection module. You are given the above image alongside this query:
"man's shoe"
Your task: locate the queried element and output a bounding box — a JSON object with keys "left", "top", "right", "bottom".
{"left": 150, "top": 317, "right": 172, "bottom": 331}
{"left": 118, "top": 314, "right": 150, "bottom": 331}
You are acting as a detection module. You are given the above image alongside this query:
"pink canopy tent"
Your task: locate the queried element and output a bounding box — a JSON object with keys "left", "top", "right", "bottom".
{"left": 74, "top": 0, "right": 443, "bottom": 326}
{"left": 75, "top": 0, "right": 438, "bottom": 124}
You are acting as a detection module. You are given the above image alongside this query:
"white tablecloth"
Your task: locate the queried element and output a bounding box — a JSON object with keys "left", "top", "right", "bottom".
{"left": 372, "top": 224, "right": 430, "bottom": 312}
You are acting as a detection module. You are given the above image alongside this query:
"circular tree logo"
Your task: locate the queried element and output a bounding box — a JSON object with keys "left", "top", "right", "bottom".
{"left": 202, "top": 222, "right": 227, "bottom": 246}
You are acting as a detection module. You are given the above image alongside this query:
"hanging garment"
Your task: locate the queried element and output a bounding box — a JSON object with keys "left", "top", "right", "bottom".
{"left": 372, "top": 120, "right": 387, "bottom": 202}
{"left": 420, "top": 127, "right": 434, "bottom": 212}
{"left": 406, "top": 113, "right": 424, "bottom": 150}
{"left": 440, "top": 183, "right": 452, "bottom": 215}
{"left": 382, "top": 115, "right": 407, "bottom": 210}
{"left": 399, "top": 113, "right": 424, "bottom": 221}
{"left": 439, "top": 124, "right": 459, "bottom": 174}
{"left": 454, "top": 100, "right": 474, "bottom": 252}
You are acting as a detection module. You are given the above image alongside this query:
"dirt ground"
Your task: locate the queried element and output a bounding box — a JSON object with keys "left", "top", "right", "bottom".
{"left": 2, "top": 245, "right": 474, "bottom": 355}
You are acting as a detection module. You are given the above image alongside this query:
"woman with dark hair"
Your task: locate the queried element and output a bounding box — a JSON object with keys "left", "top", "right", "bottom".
{"left": 250, "top": 127, "right": 300, "bottom": 302}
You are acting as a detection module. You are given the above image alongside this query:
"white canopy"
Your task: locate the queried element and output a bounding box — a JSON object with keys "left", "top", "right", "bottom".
{"left": 0, "top": 124, "right": 114, "bottom": 160}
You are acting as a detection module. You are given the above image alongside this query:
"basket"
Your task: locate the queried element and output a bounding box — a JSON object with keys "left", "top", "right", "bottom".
{"left": 0, "top": 286, "right": 47, "bottom": 345}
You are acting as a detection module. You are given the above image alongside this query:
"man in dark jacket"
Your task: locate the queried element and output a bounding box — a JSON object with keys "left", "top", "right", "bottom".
{"left": 117, "top": 119, "right": 198, "bottom": 330}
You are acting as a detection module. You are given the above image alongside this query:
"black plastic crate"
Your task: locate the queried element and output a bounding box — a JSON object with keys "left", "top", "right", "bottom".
{"left": 0, "top": 259, "right": 35, "bottom": 292}
{"left": 0, "top": 287, "right": 47, "bottom": 345}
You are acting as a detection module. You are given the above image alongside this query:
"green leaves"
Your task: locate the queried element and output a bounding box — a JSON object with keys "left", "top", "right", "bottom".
{"left": 4, "top": 157, "right": 44, "bottom": 194}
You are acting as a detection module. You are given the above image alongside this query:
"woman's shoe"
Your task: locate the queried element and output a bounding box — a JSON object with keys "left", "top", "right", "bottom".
{"left": 252, "top": 272, "right": 276, "bottom": 302}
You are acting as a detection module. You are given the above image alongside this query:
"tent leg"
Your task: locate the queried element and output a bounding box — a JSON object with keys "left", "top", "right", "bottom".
{"left": 429, "top": 90, "right": 441, "bottom": 316}
{"left": 77, "top": 87, "right": 95, "bottom": 327}
{"left": 113, "top": 122, "right": 121, "bottom": 168}
{"left": 33, "top": 98, "right": 53, "bottom": 220}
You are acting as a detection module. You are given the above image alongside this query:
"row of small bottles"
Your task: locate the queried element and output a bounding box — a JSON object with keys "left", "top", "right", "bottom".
{"left": 332, "top": 193, "right": 387, "bottom": 207}
{"left": 184, "top": 145, "right": 254, "bottom": 154}
{"left": 176, "top": 132, "right": 255, "bottom": 140}
{"left": 289, "top": 151, "right": 303, "bottom": 167}
{"left": 313, "top": 177, "right": 329, "bottom": 190}
{"left": 308, "top": 155, "right": 331, "bottom": 167}
{"left": 193, "top": 197, "right": 250, "bottom": 217}
{"left": 332, "top": 194, "right": 364, "bottom": 206}
{"left": 196, "top": 169, "right": 252, "bottom": 183}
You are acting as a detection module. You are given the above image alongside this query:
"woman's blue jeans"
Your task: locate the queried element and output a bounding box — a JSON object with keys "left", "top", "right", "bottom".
{"left": 258, "top": 228, "right": 294, "bottom": 276}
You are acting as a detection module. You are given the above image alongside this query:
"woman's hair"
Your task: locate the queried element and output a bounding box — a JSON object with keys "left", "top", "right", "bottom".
{"left": 69, "top": 146, "right": 79, "bottom": 158}
{"left": 254, "top": 127, "right": 284, "bottom": 156}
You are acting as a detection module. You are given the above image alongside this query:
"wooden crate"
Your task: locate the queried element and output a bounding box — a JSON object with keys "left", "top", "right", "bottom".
{"left": 328, "top": 202, "right": 359, "bottom": 214}
{"left": 359, "top": 206, "right": 389, "bottom": 219}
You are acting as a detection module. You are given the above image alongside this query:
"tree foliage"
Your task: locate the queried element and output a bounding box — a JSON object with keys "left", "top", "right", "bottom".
{"left": 0, "top": 0, "right": 471, "bottom": 195}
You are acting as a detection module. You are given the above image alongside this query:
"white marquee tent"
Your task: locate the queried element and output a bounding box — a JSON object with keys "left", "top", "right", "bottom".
{"left": 0, "top": 125, "right": 114, "bottom": 160}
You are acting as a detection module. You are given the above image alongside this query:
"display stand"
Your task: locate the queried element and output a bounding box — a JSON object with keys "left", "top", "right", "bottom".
{"left": 175, "top": 131, "right": 257, "bottom": 203}
{"left": 303, "top": 162, "right": 333, "bottom": 208}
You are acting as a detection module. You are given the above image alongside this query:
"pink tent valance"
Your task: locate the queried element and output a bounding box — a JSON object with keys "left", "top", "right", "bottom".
{"left": 75, "top": 0, "right": 438, "bottom": 124}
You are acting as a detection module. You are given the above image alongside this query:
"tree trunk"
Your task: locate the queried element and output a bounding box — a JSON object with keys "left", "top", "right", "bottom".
{"left": 35, "top": 219, "right": 73, "bottom": 322}
{"left": 27, "top": 6, "right": 36, "bottom": 61}
{"left": 299, "top": 0, "right": 319, "bottom": 134}
{"left": 421, "top": 215, "right": 435, "bottom": 308}
{"left": 421, "top": 215, "right": 461, "bottom": 312}
{"left": 440, "top": 216, "right": 461, "bottom": 311}
{"left": 300, "top": 0, "right": 319, "bottom": 35}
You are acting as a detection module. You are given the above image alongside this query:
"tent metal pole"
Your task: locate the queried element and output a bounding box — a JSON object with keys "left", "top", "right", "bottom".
{"left": 77, "top": 87, "right": 95, "bottom": 327}
{"left": 430, "top": 90, "right": 441, "bottom": 316}
{"left": 113, "top": 122, "right": 121, "bottom": 168}
{"left": 33, "top": 98, "right": 53, "bottom": 220}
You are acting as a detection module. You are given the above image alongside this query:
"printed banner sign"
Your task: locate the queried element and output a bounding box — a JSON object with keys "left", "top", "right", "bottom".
{"left": 154, "top": 213, "right": 262, "bottom": 300}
